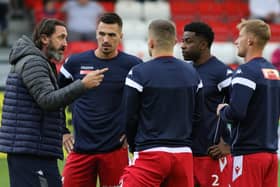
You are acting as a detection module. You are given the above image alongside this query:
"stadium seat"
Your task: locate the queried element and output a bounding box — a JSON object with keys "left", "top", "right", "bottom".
{"left": 143, "top": 1, "right": 170, "bottom": 21}
{"left": 270, "top": 24, "right": 280, "bottom": 42}
{"left": 98, "top": 1, "right": 115, "bottom": 12}
{"left": 263, "top": 42, "right": 279, "bottom": 60}
{"left": 123, "top": 39, "right": 150, "bottom": 61}
{"left": 115, "top": 1, "right": 143, "bottom": 20}
{"left": 205, "top": 21, "right": 232, "bottom": 42}
{"left": 222, "top": 2, "right": 249, "bottom": 22}
{"left": 24, "top": 0, "right": 43, "bottom": 11}
{"left": 65, "top": 41, "right": 98, "bottom": 57}
{"left": 174, "top": 17, "right": 209, "bottom": 42}
{"left": 169, "top": 1, "right": 199, "bottom": 21}
{"left": 122, "top": 19, "right": 147, "bottom": 40}
{"left": 211, "top": 42, "right": 237, "bottom": 64}
{"left": 197, "top": 2, "right": 223, "bottom": 23}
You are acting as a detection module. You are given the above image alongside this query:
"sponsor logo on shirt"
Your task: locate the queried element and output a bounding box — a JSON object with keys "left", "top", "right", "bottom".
{"left": 80, "top": 66, "right": 94, "bottom": 75}
{"left": 262, "top": 68, "right": 280, "bottom": 80}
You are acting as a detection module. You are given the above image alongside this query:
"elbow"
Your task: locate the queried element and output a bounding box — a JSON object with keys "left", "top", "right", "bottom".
{"left": 37, "top": 99, "right": 61, "bottom": 111}
{"left": 221, "top": 106, "right": 246, "bottom": 122}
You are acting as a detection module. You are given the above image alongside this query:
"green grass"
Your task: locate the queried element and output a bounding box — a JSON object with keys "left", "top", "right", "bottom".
{"left": 0, "top": 158, "right": 280, "bottom": 186}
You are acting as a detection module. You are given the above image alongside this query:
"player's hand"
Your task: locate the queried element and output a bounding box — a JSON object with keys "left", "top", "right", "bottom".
{"left": 63, "top": 133, "right": 74, "bottom": 153}
{"left": 120, "top": 134, "right": 128, "bottom": 149}
{"left": 216, "top": 103, "right": 228, "bottom": 116}
{"left": 208, "top": 138, "right": 230, "bottom": 160}
{"left": 82, "top": 68, "right": 109, "bottom": 89}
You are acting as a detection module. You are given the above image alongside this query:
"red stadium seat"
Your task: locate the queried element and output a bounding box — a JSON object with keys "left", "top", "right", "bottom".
{"left": 269, "top": 24, "right": 280, "bottom": 41}
{"left": 170, "top": 1, "right": 199, "bottom": 21}
{"left": 174, "top": 19, "right": 192, "bottom": 41}
{"left": 24, "top": 0, "right": 43, "bottom": 11}
{"left": 206, "top": 21, "right": 232, "bottom": 41}
{"left": 99, "top": 1, "right": 115, "bottom": 12}
{"left": 65, "top": 41, "right": 98, "bottom": 58}
{"left": 197, "top": 2, "right": 223, "bottom": 22}
{"left": 223, "top": 2, "right": 249, "bottom": 22}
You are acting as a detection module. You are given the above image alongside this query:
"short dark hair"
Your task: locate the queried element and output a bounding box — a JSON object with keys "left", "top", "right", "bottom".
{"left": 32, "top": 18, "right": 66, "bottom": 49}
{"left": 184, "top": 22, "right": 214, "bottom": 48}
{"left": 97, "top": 12, "right": 123, "bottom": 28}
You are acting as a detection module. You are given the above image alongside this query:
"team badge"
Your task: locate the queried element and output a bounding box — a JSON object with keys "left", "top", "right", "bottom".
{"left": 232, "top": 156, "right": 243, "bottom": 181}
{"left": 219, "top": 156, "right": 227, "bottom": 172}
{"left": 262, "top": 68, "right": 280, "bottom": 80}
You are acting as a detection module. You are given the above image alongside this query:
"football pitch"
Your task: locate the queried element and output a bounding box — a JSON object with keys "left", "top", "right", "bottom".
{"left": 0, "top": 157, "right": 279, "bottom": 187}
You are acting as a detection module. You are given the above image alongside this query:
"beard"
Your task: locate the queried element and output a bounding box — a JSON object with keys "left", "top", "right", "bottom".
{"left": 182, "top": 51, "right": 200, "bottom": 63}
{"left": 47, "top": 42, "right": 65, "bottom": 62}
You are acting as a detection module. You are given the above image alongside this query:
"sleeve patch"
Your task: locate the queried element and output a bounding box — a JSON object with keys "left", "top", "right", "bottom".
{"left": 262, "top": 68, "right": 280, "bottom": 80}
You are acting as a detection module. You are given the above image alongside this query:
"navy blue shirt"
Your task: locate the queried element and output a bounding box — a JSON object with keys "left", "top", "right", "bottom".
{"left": 192, "top": 56, "right": 232, "bottom": 156}
{"left": 124, "top": 56, "right": 202, "bottom": 152}
{"left": 59, "top": 50, "right": 142, "bottom": 153}
{"left": 220, "top": 57, "right": 280, "bottom": 156}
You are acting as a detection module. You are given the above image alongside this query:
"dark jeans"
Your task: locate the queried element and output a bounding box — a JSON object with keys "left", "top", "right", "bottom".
{"left": 7, "top": 154, "right": 62, "bottom": 187}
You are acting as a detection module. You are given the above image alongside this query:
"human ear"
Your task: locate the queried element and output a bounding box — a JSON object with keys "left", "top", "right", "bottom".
{"left": 40, "top": 34, "right": 49, "bottom": 45}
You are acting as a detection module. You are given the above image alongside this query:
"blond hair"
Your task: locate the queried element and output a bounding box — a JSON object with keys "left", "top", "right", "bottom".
{"left": 148, "top": 19, "right": 176, "bottom": 50}
{"left": 237, "top": 19, "right": 271, "bottom": 47}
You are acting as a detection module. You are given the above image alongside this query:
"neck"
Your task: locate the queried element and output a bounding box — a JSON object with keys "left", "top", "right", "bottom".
{"left": 95, "top": 48, "right": 118, "bottom": 59}
{"left": 195, "top": 51, "right": 211, "bottom": 65}
{"left": 244, "top": 48, "right": 263, "bottom": 62}
{"left": 41, "top": 47, "right": 48, "bottom": 58}
{"left": 152, "top": 49, "right": 173, "bottom": 58}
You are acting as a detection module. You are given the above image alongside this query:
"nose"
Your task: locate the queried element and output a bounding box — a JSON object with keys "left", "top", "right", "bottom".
{"left": 103, "top": 35, "right": 110, "bottom": 42}
{"left": 63, "top": 38, "right": 67, "bottom": 47}
{"left": 103, "top": 35, "right": 108, "bottom": 42}
{"left": 181, "top": 42, "right": 185, "bottom": 50}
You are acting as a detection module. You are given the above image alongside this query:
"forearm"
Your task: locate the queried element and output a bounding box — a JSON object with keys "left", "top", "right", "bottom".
{"left": 22, "top": 60, "right": 86, "bottom": 111}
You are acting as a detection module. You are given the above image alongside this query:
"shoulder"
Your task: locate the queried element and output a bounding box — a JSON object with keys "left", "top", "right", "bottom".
{"left": 20, "top": 57, "right": 52, "bottom": 82}
{"left": 210, "top": 56, "right": 230, "bottom": 70}
{"left": 206, "top": 56, "right": 232, "bottom": 77}
{"left": 118, "top": 51, "right": 143, "bottom": 65}
{"left": 234, "top": 62, "right": 259, "bottom": 82}
{"left": 65, "top": 50, "right": 93, "bottom": 65}
{"left": 176, "top": 59, "right": 197, "bottom": 72}
{"left": 239, "top": 60, "right": 259, "bottom": 75}
{"left": 22, "top": 55, "right": 49, "bottom": 71}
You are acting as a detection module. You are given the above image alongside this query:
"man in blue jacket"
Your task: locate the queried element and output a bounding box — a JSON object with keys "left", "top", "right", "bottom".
{"left": 0, "top": 18, "right": 107, "bottom": 187}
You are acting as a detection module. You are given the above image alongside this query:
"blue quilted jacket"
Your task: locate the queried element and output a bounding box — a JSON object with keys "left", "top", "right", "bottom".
{"left": 0, "top": 35, "right": 86, "bottom": 159}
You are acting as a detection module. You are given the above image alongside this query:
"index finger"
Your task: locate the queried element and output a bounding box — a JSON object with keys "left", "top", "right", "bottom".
{"left": 98, "top": 68, "right": 109, "bottom": 74}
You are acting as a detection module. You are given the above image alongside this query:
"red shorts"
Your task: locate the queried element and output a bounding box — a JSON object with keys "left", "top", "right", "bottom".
{"left": 120, "top": 147, "right": 193, "bottom": 187}
{"left": 193, "top": 155, "right": 232, "bottom": 187}
{"left": 232, "top": 152, "right": 278, "bottom": 187}
{"left": 62, "top": 148, "right": 129, "bottom": 187}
